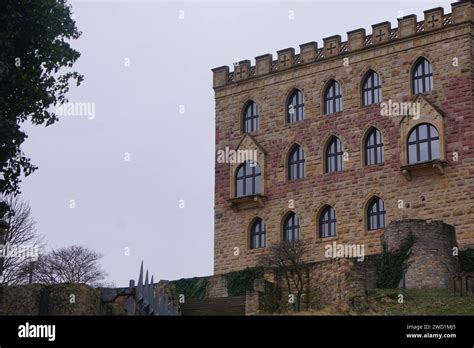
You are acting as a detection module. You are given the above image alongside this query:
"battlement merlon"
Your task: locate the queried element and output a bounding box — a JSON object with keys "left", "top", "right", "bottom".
{"left": 211, "top": 1, "right": 474, "bottom": 89}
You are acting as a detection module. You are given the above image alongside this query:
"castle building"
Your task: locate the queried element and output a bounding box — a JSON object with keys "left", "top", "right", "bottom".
{"left": 212, "top": 2, "right": 474, "bottom": 275}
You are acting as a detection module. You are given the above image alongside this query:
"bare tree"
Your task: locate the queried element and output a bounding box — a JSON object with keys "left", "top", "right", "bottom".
{"left": 258, "top": 240, "right": 309, "bottom": 312}
{"left": 0, "top": 195, "right": 45, "bottom": 285}
{"left": 32, "top": 245, "right": 107, "bottom": 286}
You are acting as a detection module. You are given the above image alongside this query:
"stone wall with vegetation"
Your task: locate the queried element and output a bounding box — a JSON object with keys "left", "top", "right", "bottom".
{"left": 0, "top": 283, "right": 111, "bottom": 315}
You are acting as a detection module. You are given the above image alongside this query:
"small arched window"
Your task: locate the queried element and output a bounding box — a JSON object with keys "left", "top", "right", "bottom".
{"left": 288, "top": 145, "right": 305, "bottom": 180}
{"left": 326, "top": 137, "right": 344, "bottom": 173}
{"left": 365, "top": 128, "right": 384, "bottom": 165}
{"left": 287, "top": 89, "right": 304, "bottom": 123}
{"left": 412, "top": 58, "right": 433, "bottom": 94}
{"left": 319, "top": 206, "right": 336, "bottom": 238}
{"left": 407, "top": 123, "right": 440, "bottom": 164}
{"left": 250, "top": 218, "right": 266, "bottom": 249}
{"left": 283, "top": 212, "right": 300, "bottom": 242}
{"left": 242, "top": 101, "right": 259, "bottom": 133}
{"left": 362, "top": 70, "right": 381, "bottom": 106}
{"left": 324, "top": 80, "right": 342, "bottom": 114}
{"left": 235, "top": 161, "right": 261, "bottom": 197}
{"left": 367, "top": 197, "right": 387, "bottom": 230}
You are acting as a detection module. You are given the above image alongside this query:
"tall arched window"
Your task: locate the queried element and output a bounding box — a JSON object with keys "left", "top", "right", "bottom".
{"left": 235, "top": 161, "right": 261, "bottom": 197}
{"left": 250, "top": 218, "right": 266, "bottom": 249}
{"left": 412, "top": 58, "right": 433, "bottom": 94}
{"left": 365, "top": 128, "right": 384, "bottom": 165}
{"left": 242, "top": 101, "right": 259, "bottom": 133}
{"left": 407, "top": 123, "right": 440, "bottom": 164}
{"left": 367, "top": 197, "right": 386, "bottom": 230}
{"left": 326, "top": 137, "right": 344, "bottom": 173}
{"left": 362, "top": 70, "right": 381, "bottom": 106}
{"left": 324, "top": 80, "right": 342, "bottom": 114}
{"left": 319, "top": 206, "right": 336, "bottom": 238}
{"left": 288, "top": 145, "right": 305, "bottom": 180}
{"left": 287, "top": 89, "right": 304, "bottom": 123}
{"left": 283, "top": 213, "right": 300, "bottom": 242}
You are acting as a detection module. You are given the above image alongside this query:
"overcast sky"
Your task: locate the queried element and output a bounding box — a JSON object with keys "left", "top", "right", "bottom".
{"left": 19, "top": 0, "right": 453, "bottom": 286}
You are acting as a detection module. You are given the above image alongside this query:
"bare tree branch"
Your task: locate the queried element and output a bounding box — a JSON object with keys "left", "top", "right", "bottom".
{"left": 31, "top": 245, "right": 107, "bottom": 287}
{"left": 258, "top": 240, "right": 309, "bottom": 312}
{"left": 0, "top": 195, "right": 45, "bottom": 285}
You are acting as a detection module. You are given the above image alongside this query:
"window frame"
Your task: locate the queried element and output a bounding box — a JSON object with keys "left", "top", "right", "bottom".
{"left": 412, "top": 58, "right": 433, "bottom": 95}
{"left": 283, "top": 213, "right": 300, "bottom": 242}
{"left": 367, "top": 197, "right": 387, "bottom": 231}
{"left": 288, "top": 145, "right": 305, "bottom": 180}
{"left": 364, "top": 128, "right": 384, "bottom": 166}
{"left": 407, "top": 123, "right": 440, "bottom": 164}
{"left": 250, "top": 218, "right": 266, "bottom": 249}
{"left": 326, "top": 137, "right": 344, "bottom": 173}
{"left": 319, "top": 206, "right": 336, "bottom": 238}
{"left": 324, "top": 80, "right": 342, "bottom": 114}
{"left": 362, "top": 70, "right": 382, "bottom": 106}
{"left": 235, "top": 161, "right": 261, "bottom": 197}
{"left": 242, "top": 101, "right": 259, "bottom": 133}
{"left": 287, "top": 89, "right": 305, "bottom": 123}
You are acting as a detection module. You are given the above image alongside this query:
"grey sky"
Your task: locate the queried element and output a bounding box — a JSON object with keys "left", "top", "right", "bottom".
{"left": 20, "top": 0, "right": 452, "bottom": 286}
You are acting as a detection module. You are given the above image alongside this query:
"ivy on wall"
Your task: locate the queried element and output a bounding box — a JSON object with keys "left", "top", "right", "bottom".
{"left": 459, "top": 249, "right": 474, "bottom": 272}
{"left": 376, "top": 234, "right": 416, "bottom": 289}
{"left": 172, "top": 277, "right": 208, "bottom": 299}
{"left": 225, "top": 267, "right": 264, "bottom": 296}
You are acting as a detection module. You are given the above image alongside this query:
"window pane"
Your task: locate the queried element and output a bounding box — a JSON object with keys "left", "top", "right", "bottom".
{"left": 245, "top": 177, "right": 253, "bottom": 194}
{"left": 419, "top": 124, "right": 428, "bottom": 140}
{"left": 419, "top": 141, "right": 429, "bottom": 162}
{"left": 377, "top": 147, "right": 384, "bottom": 163}
{"left": 237, "top": 179, "right": 244, "bottom": 197}
{"left": 431, "top": 139, "right": 440, "bottom": 159}
{"left": 254, "top": 175, "right": 261, "bottom": 194}
{"left": 408, "top": 144, "right": 417, "bottom": 163}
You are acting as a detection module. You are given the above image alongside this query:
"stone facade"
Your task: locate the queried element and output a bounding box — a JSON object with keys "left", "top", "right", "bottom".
{"left": 212, "top": 2, "right": 474, "bottom": 275}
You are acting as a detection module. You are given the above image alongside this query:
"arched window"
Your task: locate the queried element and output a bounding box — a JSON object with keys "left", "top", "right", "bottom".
{"left": 367, "top": 197, "right": 387, "bottom": 230}
{"left": 324, "top": 80, "right": 342, "bottom": 114}
{"left": 287, "top": 89, "right": 304, "bottom": 123}
{"left": 243, "top": 101, "right": 259, "bottom": 133}
{"left": 412, "top": 58, "right": 433, "bottom": 94}
{"left": 407, "top": 123, "right": 440, "bottom": 164}
{"left": 319, "top": 206, "right": 336, "bottom": 238}
{"left": 326, "top": 137, "right": 344, "bottom": 173}
{"left": 250, "top": 218, "right": 266, "bottom": 249}
{"left": 283, "top": 213, "right": 300, "bottom": 242}
{"left": 235, "top": 161, "right": 261, "bottom": 197}
{"left": 362, "top": 70, "right": 381, "bottom": 106}
{"left": 365, "top": 128, "right": 384, "bottom": 165}
{"left": 288, "top": 145, "right": 305, "bottom": 180}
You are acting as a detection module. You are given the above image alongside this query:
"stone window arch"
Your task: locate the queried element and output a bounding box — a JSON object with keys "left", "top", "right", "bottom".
{"left": 407, "top": 123, "right": 440, "bottom": 164}
{"left": 242, "top": 100, "right": 259, "bottom": 133}
{"left": 412, "top": 57, "right": 433, "bottom": 95}
{"left": 323, "top": 79, "right": 342, "bottom": 114}
{"left": 288, "top": 144, "right": 305, "bottom": 180}
{"left": 367, "top": 197, "right": 387, "bottom": 230}
{"left": 235, "top": 161, "right": 261, "bottom": 197}
{"left": 362, "top": 70, "right": 382, "bottom": 106}
{"left": 364, "top": 127, "right": 384, "bottom": 165}
{"left": 282, "top": 212, "right": 301, "bottom": 242}
{"left": 249, "top": 217, "right": 266, "bottom": 249}
{"left": 287, "top": 88, "right": 304, "bottom": 123}
{"left": 319, "top": 205, "right": 336, "bottom": 238}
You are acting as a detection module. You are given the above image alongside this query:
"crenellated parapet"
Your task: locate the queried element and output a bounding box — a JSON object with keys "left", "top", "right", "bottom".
{"left": 212, "top": 1, "right": 473, "bottom": 88}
